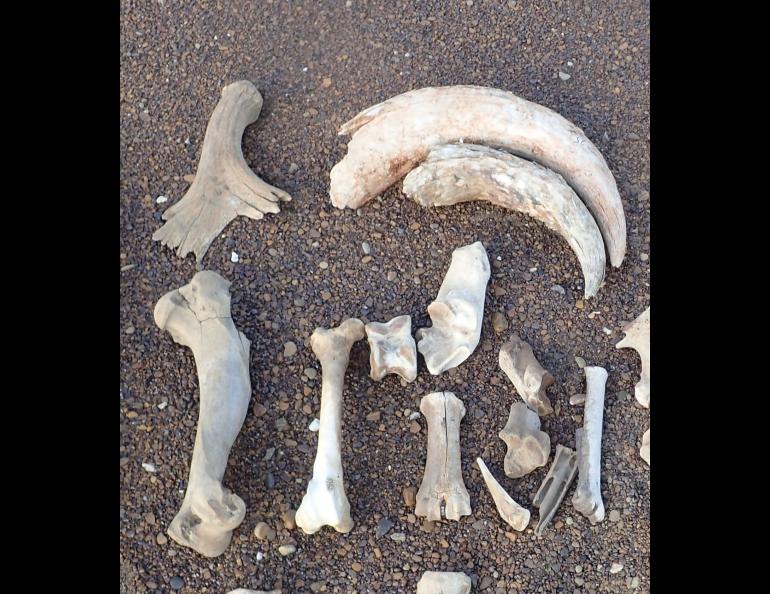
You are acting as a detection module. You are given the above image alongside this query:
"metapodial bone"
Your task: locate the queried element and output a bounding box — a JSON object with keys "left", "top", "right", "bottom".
{"left": 416, "top": 241, "right": 490, "bottom": 375}
{"left": 572, "top": 366, "right": 608, "bottom": 524}
{"left": 416, "top": 571, "right": 472, "bottom": 594}
{"left": 330, "top": 85, "right": 626, "bottom": 267}
{"left": 403, "top": 144, "right": 606, "bottom": 298}
{"left": 476, "top": 457, "right": 530, "bottom": 531}
{"left": 154, "top": 271, "right": 251, "bottom": 557}
{"left": 615, "top": 306, "right": 650, "bottom": 408}
{"left": 415, "top": 391, "right": 472, "bottom": 521}
{"left": 499, "top": 335, "right": 554, "bottom": 416}
{"left": 499, "top": 402, "right": 551, "bottom": 478}
{"left": 295, "top": 318, "right": 365, "bottom": 534}
{"left": 532, "top": 444, "right": 578, "bottom": 536}
{"left": 364, "top": 315, "right": 417, "bottom": 382}
{"left": 640, "top": 429, "right": 650, "bottom": 466}
{"left": 153, "top": 80, "right": 291, "bottom": 263}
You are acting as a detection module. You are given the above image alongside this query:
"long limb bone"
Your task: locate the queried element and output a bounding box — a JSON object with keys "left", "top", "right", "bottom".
{"left": 476, "top": 457, "right": 530, "bottom": 531}
{"left": 615, "top": 306, "right": 650, "bottom": 408}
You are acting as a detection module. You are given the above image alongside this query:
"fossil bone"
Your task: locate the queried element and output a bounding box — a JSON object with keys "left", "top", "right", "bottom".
{"left": 364, "top": 315, "right": 417, "bottom": 382}
{"left": 499, "top": 335, "right": 554, "bottom": 416}
{"left": 154, "top": 271, "right": 251, "bottom": 557}
{"left": 615, "top": 306, "right": 650, "bottom": 408}
{"left": 476, "top": 457, "right": 530, "bottom": 531}
{"left": 640, "top": 428, "right": 650, "bottom": 466}
{"left": 416, "top": 241, "right": 490, "bottom": 374}
{"left": 572, "top": 366, "right": 608, "bottom": 524}
{"left": 415, "top": 391, "right": 472, "bottom": 521}
{"left": 532, "top": 444, "right": 578, "bottom": 536}
{"left": 330, "top": 85, "right": 626, "bottom": 267}
{"left": 295, "top": 318, "right": 365, "bottom": 534}
{"left": 403, "top": 144, "right": 606, "bottom": 297}
{"left": 498, "top": 402, "right": 551, "bottom": 478}
{"left": 153, "top": 80, "right": 291, "bottom": 263}
{"left": 416, "top": 571, "right": 472, "bottom": 594}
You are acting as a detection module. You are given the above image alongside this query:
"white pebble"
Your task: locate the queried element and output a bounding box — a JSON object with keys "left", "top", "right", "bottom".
{"left": 256, "top": 551, "right": 264, "bottom": 561}
{"left": 610, "top": 562, "right": 624, "bottom": 574}
{"left": 155, "top": 195, "right": 168, "bottom": 204}
{"left": 409, "top": 411, "right": 421, "bottom": 421}
{"left": 230, "top": 251, "right": 239, "bottom": 263}
{"left": 602, "top": 327, "right": 612, "bottom": 335}
{"left": 308, "top": 418, "right": 320, "bottom": 432}
{"left": 142, "top": 463, "right": 157, "bottom": 473}
{"left": 157, "top": 401, "right": 168, "bottom": 410}
{"left": 529, "top": 267, "right": 538, "bottom": 272}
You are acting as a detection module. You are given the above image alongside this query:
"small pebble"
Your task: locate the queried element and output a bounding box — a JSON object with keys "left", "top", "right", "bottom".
{"left": 366, "top": 410, "right": 381, "bottom": 422}
{"left": 640, "top": 253, "right": 649, "bottom": 261}
{"left": 491, "top": 312, "right": 509, "bottom": 333}
{"left": 157, "top": 401, "right": 168, "bottom": 410}
{"left": 156, "top": 533, "right": 167, "bottom": 545}
{"left": 409, "top": 420, "right": 421, "bottom": 434}
{"left": 230, "top": 251, "right": 239, "bottom": 263}
{"left": 253, "top": 402, "right": 267, "bottom": 417}
{"left": 308, "top": 418, "right": 320, "bottom": 432}
{"left": 402, "top": 486, "right": 417, "bottom": 507}
{"left": 609, "top": 509, "right": 621, "bottom": 522}
{"left": 551, "top": 284, "right": 566, "bottom": 295}
{"left": 278, "top": 544, "right": 296, "bottom": 556}
{"left": 254, "top": 521, "right": 276, "bottom": 541}
{"left": 610, "top": 562, "right": 624, "bottom": 574}
{"left": 304, "top": 368, "right": 318, "bottom": 380}
{"left": 559, "top": 71, "right": 571, "bottom": 80}
{"left": 389, "top": 532, "right": 406, "bottom": 542}
{"left": 570, "top": 394, "right": 586, "bottom": 405}
{"left": 351, "top": 561, "right": 363, "bottom": 572}
{"left": 141, "top": 463, "right": 157, "bottom": 473}
{"left": 602, "top": 327, "right": 613, "bottom": 335}
{"left": 169, "top": 576, "right": 184, "bottom": 590}
{"left": 575, "top": 356, "right": 586, "bottom": 368}
{"left": 375, "top": 517, "right": 394, "bottom": 537}
{"left": 156, "top": 195, "right": 168, "bottom": 204}
{"left": 361, "top": 242, "right": 371, "bottom": 255}
{"left": 288, "top": 162, "right": 299, "bottom": 174}
{"left": 283, "top": 341, "right": 297, "bottom": 357}
{"left": 576, "top": 299, "right": 585, "bottom": 309}
{"left": 282, "top": 509, "right": 297, "bottom": 530}
{"left": 319, "top": 261, "right": 329, "bottom": 269}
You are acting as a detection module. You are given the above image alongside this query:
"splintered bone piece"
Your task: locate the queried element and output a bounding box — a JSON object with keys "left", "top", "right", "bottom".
{"left": 499, "top": 335, "right": 554, "bottom": 416}
{"left": 532, "top": 445, "right": 578, "bottom": 536}
{"left": 615, "top": 306, "right": 650, "bottom": 408}
{"left": 476, "top": 457, "right": 530, "bottom": 531}
{"left": 640, "top": 429, "right": 650, "bottom": 466}
{"left": 416, "top": 571, "right": 472, "bottom": 594}
{"left": 365, "top": 315, "right": 417, "bottom": 382}
{"left": 498, "top": 402, "right": 551, "bottom": 478}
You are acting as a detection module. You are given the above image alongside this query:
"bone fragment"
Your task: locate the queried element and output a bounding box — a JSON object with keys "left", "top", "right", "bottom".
{"left": 416, "top": 571, "right": 472, "bottom": 594}
{"left": 640, "top": 429, "right": 650, "bottom": 466}
{"left": 365, "top": 315, "right": 417, "bottom": 382}
{"left": 226, "top": 590, "right": 282, "bottom": 594}
{"left": 498, "top": 402, "right": 551, "bottom": 478}
{"left": 416, "top": 242, "right": 490, "bottom": 374}
{"left": 415, "top": 392, "right": 472, "bottom": 521}
{"left": 499, "top": 335, "right": 554, "bottom": 416}
{"left": 532, "top": 444, "right": 578, "bottom": 536}
{"left": 154, "top": 271, "right": 251, "bottom": 557}
{"left": 615, "top": 307, "right": 650, "bottom": 408}
{"left": 295, "top": 318, "right": 365, "bottom": 534}
{"left": 153, "top": 80, "right": 291, "bottom": 263}
{"left": 476, "top": 457, "right": 530, "bottom": 531}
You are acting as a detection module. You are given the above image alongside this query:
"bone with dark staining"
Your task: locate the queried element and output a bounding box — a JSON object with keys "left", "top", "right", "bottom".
{"left": 476, "top": 457, "right": 531, "bottom": 531}
{"left": 416, "top": 571, "right": 472, "bottom": 594}
{"left": 499, "top": 334, "right": 554, "bottom": 416}
{"left": 640, "top": 429, "right": 650, "bottom": 466}
{"left": 499, "top": 402, "right": 551, "bottom": 478}
{"left": 532, "top": 444, "right": 578, "bottom": 536}
{"left": 364, "top": 315, "right": 417, "bottom": 382}
{"left": 616, "top": 306, "right": 650, "bottom": 408}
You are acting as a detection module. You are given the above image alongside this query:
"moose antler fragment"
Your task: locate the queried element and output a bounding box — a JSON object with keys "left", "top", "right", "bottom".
{"left": 499, "top": 335, "right": 554, "bottom": 416}
{"left": 476, "top": 457, "right": 530, "bottom": 531}
{"left": 615, "top": 306, "right": 650, "bottom": 408}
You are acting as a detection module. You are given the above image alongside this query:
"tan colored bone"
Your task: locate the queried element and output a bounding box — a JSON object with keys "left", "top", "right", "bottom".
{"left": 640, "top": 429, "right": 650, "bottom": 466}
{"left": 499, "top": 335, "right": 554, "bottom": 416}
{"left": 365, "top": 315, "right": 417, "bottom": 382}
{"left": 499, "top": 402, "right": 551, "bottom": 478}
{"left": 476, "top": 457, "right": 530, "bottom": 531}
{"left": 533, "top": 444, "right": 578, "bottom": 536}
{"left": 416, "top": 571, "right": 472, "bottom": 594}
{"left": 615, "top": 306, "right": 650, "bottom": 408}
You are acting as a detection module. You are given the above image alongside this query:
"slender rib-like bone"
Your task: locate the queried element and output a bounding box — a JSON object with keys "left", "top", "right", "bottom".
{"left": 615, "top": 307, "right": 650, "bottom": 408}
{"left": 153, "top": 80, "right": 291, "bottom": 263}
{"left": 330, "top": 85, "right": 626, "bottom": 267}
{"left": 154, "top": 271, "right": 251, "bottom": 557}
{"left": 404, "top": 144, "right": 606, "bottom": 297}
{"left": 295, "top": 318, "right": 365, "bottom": 534}
{"left": 476, "top": 457, "right": 530, "bottom": 531}
{"left": 416, "top": 571, "right": 472, "bottom": 594}
{"left": 532, "top": 444, "right": 578, "bottom": 536}
{"left": 499, "top": 402, "right": 551, "bottom": 478}
{"left": 640, "top": 429, "right": 650, "bottom": 466}
{"left": 572, "top": 366, "right": 608, "bottom": 524}
{"left": 416, "top": 241, "right": 490, "bottom": 375}
{"left": 499, "top": 335, "right": 554, "bottom": 416}
{"left": 415, "top": 392, "right": 472, "bottom": 521}
{"left": 364, "top": 315, "right": 417, "bottom": 382}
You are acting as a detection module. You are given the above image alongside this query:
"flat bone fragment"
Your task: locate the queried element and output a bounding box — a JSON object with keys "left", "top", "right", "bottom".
{"left": 330, "top": 85, "right": 626, "bottom": 267}
{"left": 416, "top": 571, "right": 472, "bottom": 594}
{"left": 416, "top": 242, "right": 490, "bottom": 375}
{"left": 153, "top": 80, "right": 291, "bottom": 263}
{"left": 415, "top": 391, "right": 472, "bottom": 521}
{"left": 476, "top": 457, "right": 531, "bottom": 531}
{"left": 532, "top": 444, "right": 578, "bottom": 536}
{"left": 365, "top": 315, "right": 417, "bottom": 382}
{"left": 498, "top": 402, "right": 551, "bottom": 478}
{"left": 295, "top": 318, "right": 365, "bottom": 534}
{"left": 615, "top": 306, "right": 650, "bottom": 408}
{"left": 499, "top": 335, "right": 554, "bottom": 416}
{"left": 572, "top": 366, "right": 608, "bottom": 524}
{"left": 403, "top": 144, "right": 606, "bottom": 298}
{"left": 154, "top": 271, "right": 251, "bottom": 557}
{"left": 640, "top": 429, "right": 650, "bottom": 466}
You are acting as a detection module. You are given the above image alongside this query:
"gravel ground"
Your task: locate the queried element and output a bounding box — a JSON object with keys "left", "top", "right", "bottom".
{"left": 120, "top": 1, "right": 650, "bottom": 593}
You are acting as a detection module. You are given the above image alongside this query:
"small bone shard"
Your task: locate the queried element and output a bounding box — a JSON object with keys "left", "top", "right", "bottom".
{"left": 532, "top": 444, "right": 578, "bottom": 536}
{"left": 154, "top": 271, "right": 251, "bottom": 557}
{"left": 499, "top": 335, "right": 554, "bottom": 416}
{"left": 295, "top": 318, "right": 365, "bottom": 534}
{"left": 499, "top": 402, "right": 551, "bottom": 478}
{"left": 415, "top": 391, "right": 472, "bottom": 521}
{"left": 152, "top": 80, "right": 291, "bottom": 263}
{"left": 416, "top": 242, "right": 490, "bottom": 375}
{"left": 572, "top": 366, "right": 608, "bottom": 524}
{"left": 365, "top": 315, "right": 417, "bottom": 382}
{"left": 640, "top": 429, "right": 650, "bottom": 466}
{"left": 226, "top": 590, "right": 282, "bottom": 594}
{"left": 416, "top": 571, "right": 472, "bottom": 594}
{"left": 476, "top": 457, "right": 531, "bottom": 531}
{"left": 615, "top": 306, "right": 650, "bottom": 408}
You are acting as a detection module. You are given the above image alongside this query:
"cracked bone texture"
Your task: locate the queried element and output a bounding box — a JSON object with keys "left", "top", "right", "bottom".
{"left": 415, "top": 391, "right": 472, "bottom": 521}
{"left": 153, "top": 271, "right": 251, "bottom": 557}
{"left": 295, "top": 318, "right": 365, "bottom": 534}
{"left": 572, "top": 366, "right": 608, "bottom": 524}
{"left": 416, "top": 241, "right": 490, "bottom": 375}
{"left": 330, "top": 85, "right": 626, "bottom": 267}
{"left": 476, "top": 457, "right": 531, "bottom": 531}
{"left": 152, "top": 80, "right": 291, "bottom": 263}
{"left": 403, "top": 143, "right": 606, "bottom": 298}
{"left": 416, "top": 571, "right": 472, "bottom": 594}
{"left": 640, "top": 429, "right": 650, "bottom": 466}
{"left": 499, "top": 402, "right": 551, "bottom": 478}
{"left": 615, "top": 306, "right": 650, "bottom": 408}
{"left": 499, "top": 335, "right": 555, "bottom": 416}
{"left": 365, "top": 314, "right": 417, "bottom": 382}
{"left": 532, "top": 444, "right": 578, "bottom": 536}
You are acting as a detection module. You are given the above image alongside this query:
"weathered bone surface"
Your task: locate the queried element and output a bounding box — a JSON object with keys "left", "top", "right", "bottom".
{"left": 415, "top": 391, "right": 472, "bottom": 521}
{"left": 416, "top": 242, "right": 490, "bottom": 375}
{"left": 615, "top": 306, "right": 650, "bottom": 408}
{"left": 154, "top": 271, "right": 251, "bottom": 557}
{"left": 416, "top": 571, "right": 472, "bottom": 594}
{"left": 499, "top": 402, "right": 551, "bottom": 478}
{"left": 476, "top": 457, "right": 530, "bottom": 531}
{"left": 403, "top": 144, "right": 606, "bottom": 297}
{"left": 640, "top": 428, "right": 650, "bottom": 466}
{"left": 330, "top": 85, "right": 626, "bottom": 267}
{"left": 532, "top": 444, "right": 578, "bottom": 536}
{"left": 499, "top": 335, "right": 554, "bottom": 416}
{"left": 295, "top": 318, "right": 365, "bottom": 534}
{"left": 226, "top": 590, "right": 282, "bottom": 594}
{"left": 153, "top": 80, "right": 291, "bottom": 263}
{"left": 365, "top": 315, "right": 417, "bottom": 382}
{"left": 572, "top": 366, "right": 608, "bottom": 524}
